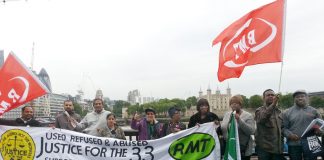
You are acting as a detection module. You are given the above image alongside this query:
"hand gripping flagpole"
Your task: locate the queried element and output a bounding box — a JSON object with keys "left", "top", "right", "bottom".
{"left": 278, "top": 0, "right": 287, "bottom": 93}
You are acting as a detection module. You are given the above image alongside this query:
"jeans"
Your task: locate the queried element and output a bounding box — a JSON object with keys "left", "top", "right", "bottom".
{"left": 256, "top": 146, "right": 284, "bottom": 160}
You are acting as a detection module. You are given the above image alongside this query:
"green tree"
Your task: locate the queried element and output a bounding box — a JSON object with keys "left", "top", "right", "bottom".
{"left": 249, "top": 95, "right": 263, "bottom": 108}
{"left": 185, "top": 96, "right": 197, "bottom": 109}
{"left": 73, "top": 103, "right": 83, "bottom": 116}
{"left": 142, "top": 102, "right": 155, "bottom": 110}
{"left": 127, "top": 103, "right": 142, "bottom": 116}
{"left": 241, "top": 95, "right": 249, "bottom": 108}
{"left": 310, "top": 96, "right": 324, "bottom": 108}
{"left": 171, "top": 98, "right": 186, "bottom": 108}
{"left": 129, "top": 97, "right": 198, "bottom": 117}
{"left": 113, "top": 100, "right": 130, "bottom": 117}
{"left": 279, "top": 93, "right": 293, "bottom": 109}
{"left": 158, "top": 98, "right": 170, "bottom": 104}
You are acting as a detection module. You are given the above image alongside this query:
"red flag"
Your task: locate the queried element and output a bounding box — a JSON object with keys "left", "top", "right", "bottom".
{"left": 213, "top": 0, "right": 284, "bottom": 82}
{"left": 0, "top": 52, "right": 49, "bottom": 115}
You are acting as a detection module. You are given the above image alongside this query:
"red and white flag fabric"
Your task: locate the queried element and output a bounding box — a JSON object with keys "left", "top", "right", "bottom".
{"left": 0, "top": 52, "right": 49, "bottom": 115}
{"left": 213, "top": 0, "right": 285, "bottom": 82}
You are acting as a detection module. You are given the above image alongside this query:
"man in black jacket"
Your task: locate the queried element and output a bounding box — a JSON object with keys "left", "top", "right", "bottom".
{"left": 15, "top": 106, "right": 41, "bottom": 127}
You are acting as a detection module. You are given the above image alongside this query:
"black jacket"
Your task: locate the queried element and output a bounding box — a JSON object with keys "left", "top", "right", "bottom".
{"left": 15, "top": 118, "right": 41, "bottom": 127}
{"left": 188, "top": 112, "right": 222, "bottom": 135}
{"left": 0, "top": 119, "right": 17, "bottom": 126}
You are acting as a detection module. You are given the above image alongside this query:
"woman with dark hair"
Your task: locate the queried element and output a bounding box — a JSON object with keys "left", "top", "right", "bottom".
{"left": 188, "top": 98, "right": 220, "bottom": 128}
{"left": 97, "top": 113, "right": 126, "bottom": 140}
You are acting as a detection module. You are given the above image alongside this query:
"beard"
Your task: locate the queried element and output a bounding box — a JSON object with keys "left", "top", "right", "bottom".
{"left": 296, "top": 101, "right": 306, "bottom": 107}
{"left": 66, "top": 109, "right": 74, "bottom": 115}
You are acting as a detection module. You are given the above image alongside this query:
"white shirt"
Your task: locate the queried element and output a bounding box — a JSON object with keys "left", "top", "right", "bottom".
{"left": 77, "top": 110, "right": 111, "bottom": 136}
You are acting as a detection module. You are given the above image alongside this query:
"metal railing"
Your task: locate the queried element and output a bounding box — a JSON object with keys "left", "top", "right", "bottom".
{"left": 122, "top": 126, "right": 139, "bottom": 141}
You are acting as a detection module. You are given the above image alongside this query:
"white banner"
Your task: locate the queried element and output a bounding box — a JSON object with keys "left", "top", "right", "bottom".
{"left": 0, "top": 122, "right": 220, "bottom": 160}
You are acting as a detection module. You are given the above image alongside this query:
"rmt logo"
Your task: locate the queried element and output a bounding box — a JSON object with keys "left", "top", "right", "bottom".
{"left": 222, "top": 18, "right": 277, "bottom": 68}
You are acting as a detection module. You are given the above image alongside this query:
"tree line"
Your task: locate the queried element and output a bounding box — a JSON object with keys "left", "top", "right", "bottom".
{"left": 247, "top": 93, "right": 324, "bottom": 109}
{"left": 73, "top": 93, "right": 324, "bottom": 117}
{"left": 115, "top": 96, "right": 198, "bottom": 117}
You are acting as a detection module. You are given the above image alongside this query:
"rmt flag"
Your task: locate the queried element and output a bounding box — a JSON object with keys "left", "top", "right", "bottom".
{"left": 213, "top": 0, "right": 284, "bottom": 82}
{"left": 0, "top": 52, "right": 49, "bottom": 115}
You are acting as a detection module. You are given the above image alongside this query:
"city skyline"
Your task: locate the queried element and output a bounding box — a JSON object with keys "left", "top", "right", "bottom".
{"left": 1, "top": 0, "right": 323, "bottom": 100}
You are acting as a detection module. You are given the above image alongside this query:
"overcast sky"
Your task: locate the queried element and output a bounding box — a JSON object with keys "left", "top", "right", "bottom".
{"left": 1, "top": 0, "right": 323, "bottom": 100}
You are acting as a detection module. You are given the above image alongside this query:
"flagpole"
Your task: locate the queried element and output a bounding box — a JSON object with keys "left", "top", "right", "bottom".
{"left": 278, "top": 0, "right": 287, "bottom": 93}
{"left": 278, "top": 63, "right": 284, "bottom": 93}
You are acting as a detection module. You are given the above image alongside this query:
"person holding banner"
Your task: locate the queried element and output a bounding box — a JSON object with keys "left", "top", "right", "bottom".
{"left": 255, "top": 89, "right": 284, "bottom": 160}
{"left": 131, "top": 108, "right": 164, "bottom": 140}
{"left": 55, "top": 100, "right": 81, "bottom": 131}
{"left": 283, "top": 90, "right": 322, "bottom": 160}
{"left": 76, "top": 98, "right": 111, "bottom": 136}
{"left": 15, "top": 106, "right": 41, "bottom": 127}
{"left": 188, "top": 98, "right": 221, "bottom": 129}
{"left": 98, "top": 113, "right": 126, "bottom": 140}
{"left": 221, "top": 95, "right": 255, "bottom": 160}
{"left": 162, "top": 106, "right": 186, "bottom": 135}
{"left": 188, "top": 98, "right": 222, "bottom": 152}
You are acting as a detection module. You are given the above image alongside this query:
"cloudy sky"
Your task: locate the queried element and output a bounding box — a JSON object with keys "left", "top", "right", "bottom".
{"left": 1, "top": 0, "right": 323, "bottom": 100}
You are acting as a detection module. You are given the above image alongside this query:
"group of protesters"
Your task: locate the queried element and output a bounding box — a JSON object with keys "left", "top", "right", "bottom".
{"left": 220, "top": 89, "right": 324, "bottom": 160}
{"left": 0, "top": 89, "right": 323, "bottom": 160}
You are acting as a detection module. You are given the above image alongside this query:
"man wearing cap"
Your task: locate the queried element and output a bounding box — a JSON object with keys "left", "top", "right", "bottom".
{"left": 255, "top": 89, "right": 283, "bottom": 160}
{"left": 162, "top": 106, "right": 186, "bottom": 135}
{"left": 131, "top": 108, "right": 164, "bottom": 140}
{"left": 283, "top": 90, "right": 321, "bottom": 160}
